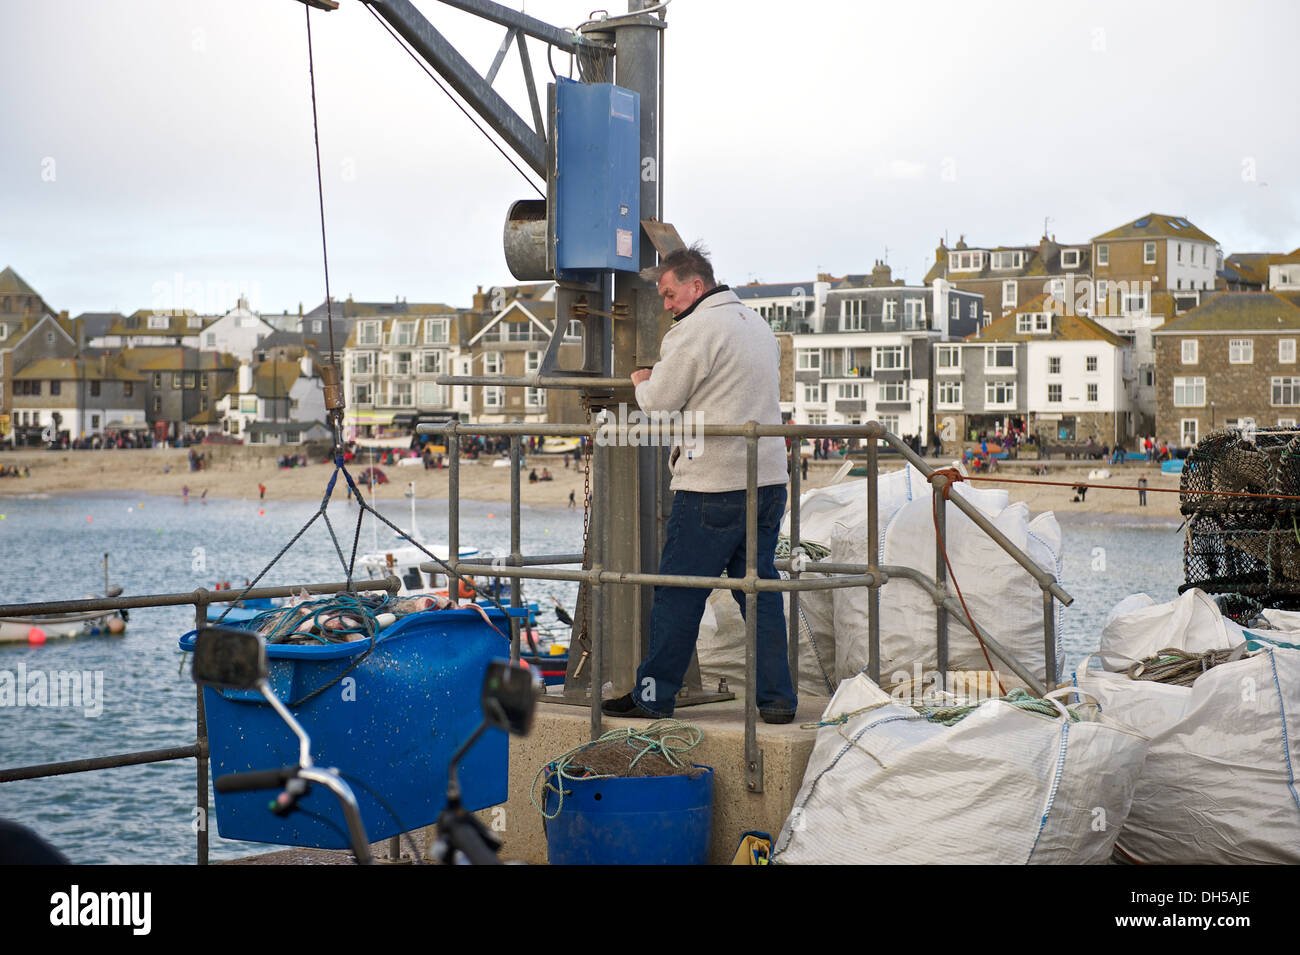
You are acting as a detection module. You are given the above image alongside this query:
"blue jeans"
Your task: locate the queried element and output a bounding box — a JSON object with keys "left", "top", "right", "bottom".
{"left": 634, "top": 486, "right": 797, "bottom": 718}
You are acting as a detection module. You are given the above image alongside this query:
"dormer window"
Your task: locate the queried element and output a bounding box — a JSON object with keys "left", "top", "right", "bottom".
{"left": 991, "top": 251, "right": 1023, "bottom": 270}
{"left": 148, "top": 313, "right": 170, "bottom": 330}
{"left": 949, "top": 251, "right": 986, "bottom": 272}
{"left": 1060, "top": 249, "right": 1080, "bottom": 269}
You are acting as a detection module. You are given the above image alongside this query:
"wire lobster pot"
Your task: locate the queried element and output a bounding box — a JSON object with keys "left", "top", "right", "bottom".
{"left": 1179, "top": 426, "right": 1300, "bottom": 622}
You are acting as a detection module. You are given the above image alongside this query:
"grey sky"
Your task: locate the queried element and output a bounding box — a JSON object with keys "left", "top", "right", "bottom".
{"left": 2, "top": 0, "right": 1297, "bottom": 316}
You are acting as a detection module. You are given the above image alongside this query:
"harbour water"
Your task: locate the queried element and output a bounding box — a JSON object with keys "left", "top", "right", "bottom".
{"left": 0, "top": 490, "right": 1183, "bottom": 863}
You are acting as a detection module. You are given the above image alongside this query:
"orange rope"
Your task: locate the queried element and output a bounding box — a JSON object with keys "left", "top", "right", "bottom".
{"left": 964, "top": 474, "right": 1300, "bottom": 501}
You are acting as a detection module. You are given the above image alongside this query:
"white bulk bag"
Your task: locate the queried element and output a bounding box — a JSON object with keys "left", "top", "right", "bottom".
{"left": 1094, "top": 588, "right": 1245, "bottom": 672}
{"left": 833, "top": 482, "right": 1063, "bottom": 685}
{"left": 696, "top": 589, "right": 837, "bottom": 696}
{"left": 772, "top": 673, "right": 1147, "bottom": 864}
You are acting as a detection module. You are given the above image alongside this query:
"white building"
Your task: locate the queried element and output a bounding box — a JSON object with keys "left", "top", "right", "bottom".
{"left": 197, "top": 297, "right": 277, "bottom": 363}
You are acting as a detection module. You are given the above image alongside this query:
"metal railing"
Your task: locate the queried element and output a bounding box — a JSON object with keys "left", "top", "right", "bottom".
{"left": 0, "top": 577, "right": 399, "bottom": 864}
{"left": 426, "top": 418, "right": 1073, "bottom": 795}
{"left": 0, "top": 418, "right": 1074, "bottom": 856}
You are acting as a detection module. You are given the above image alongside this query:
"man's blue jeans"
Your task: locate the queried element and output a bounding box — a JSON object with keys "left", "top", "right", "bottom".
{"left": 633, "top": 485, "right": 797, "bottom": 719}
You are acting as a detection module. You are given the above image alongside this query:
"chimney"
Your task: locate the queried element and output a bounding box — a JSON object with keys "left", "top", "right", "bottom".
{"left": 298, "top": 302, "right": 303, "bottom": 317}
{"left": 238, "top": 361, "right": 252, "bottom": 394}
{"left": 300, "top": 353, "right": 313, "bottom": 379}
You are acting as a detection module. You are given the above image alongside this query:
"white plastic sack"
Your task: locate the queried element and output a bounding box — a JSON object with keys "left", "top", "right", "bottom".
{"left": 696, "top": 589, "right": 837, "bottom": 696}
{"left": 833, "top": 482, "right": 1063, "bottom": 685}
{"left": 1073, "top": 597, "right": 1300, "bottom": 864}
{"left": 1094, "top": 588, "right": 1246, "bottom": 672}
{"left": 772, "top": 673, "right": 1147, "bottom": 864}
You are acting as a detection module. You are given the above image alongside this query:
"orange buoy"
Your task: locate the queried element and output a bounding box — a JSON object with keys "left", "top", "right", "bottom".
{"left": 27, "top": 626, "right": 46, "bottom": 646}
{"left": 458, "top": 577, "right": 476, "bottom": 599}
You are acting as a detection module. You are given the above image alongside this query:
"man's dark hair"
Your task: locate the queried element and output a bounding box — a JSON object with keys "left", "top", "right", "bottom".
{"left": 641, "top": 242, "right": 716, "bottom": 289}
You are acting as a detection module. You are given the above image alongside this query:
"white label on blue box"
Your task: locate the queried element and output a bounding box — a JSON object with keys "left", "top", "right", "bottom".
{"left": 616, "top": 229, "right": 634, "bottom": 258}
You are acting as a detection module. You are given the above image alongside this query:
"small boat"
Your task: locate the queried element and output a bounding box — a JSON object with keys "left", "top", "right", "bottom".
{"left": 0, "top": 567, "right": 128, "bottom": 645}
{"left": 541, "top": 436, "right": 581, "bottom": 455}
{"left": 1161, "top": 458, "right": 1185, "bottom": 474}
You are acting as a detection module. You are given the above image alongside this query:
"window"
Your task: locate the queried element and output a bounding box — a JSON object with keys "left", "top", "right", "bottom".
{"left": 969, "top": 302, "right": 978, "bottom": 320}
{"left": 1181, "top": 419, "right": 1199, "bottom": 446}
{"left": 1016, "top": 314, "right": 1033, "bottom": 334}
{"left": 49, "top": 380, "right": 61, "bottom": 396}
{"left": 1272, "top": 377, "right": 1300, "bottom": 406}
{"left": 806, "top": 412, "right": 827, "bottom": 426}
{"left": 1279, "top": 418, "right": 1297, "bottom": 429}
{"left": 796, "top": 349, "right": 820, "bottom": 372}
{"left": 803, "top": 383, "right": 823, "bottom": 404}
{"left": 1097, "top": 244, "right": 1109, "bottom": 266}
{"left": 878, "top": 415, "right": 900, "bottom": 434}
{"left": 424, "top": 319, "right": 449, "bottom": 343}
{"left": 992, "top": 251, "right": 1024, "bottom": 270}
{"left": 89, "top": 380, "right": 101, "bottom": 397}
{"left": 392, "top": 322, "right": 416, "bottom": 346}
{"left": 1122, "top": 291, "right": 1147, "bottom": 314}
{"left": 1003, "top": 281, "right": 1017, "bottom": 308}
{"left": 879, "top": 382, "right": 905, "bottom": 402}
{"left": 1047, "top": 383, "right": 1062, "bottom": 403}
{"left": 152, "top": 396, "right": 161, "bottom": 414}
{"left": 1060, "top": 249, "right": 1080, "bottom": 269}
{"left": 1228, "top": 339, "right": 1253, "bottom": 364}
{"left": 525, "top": 387, "right": 546, "bottom": 408}
{"left": 936, "top": 345, "right": 961, "bottom": 371}
{"left": 873, "top": 346, "right": 908, "bottom": 370}
{"left": 1087, "top": 382, "right": 1099, "bottom": 402}
{"left": 1177, "top": 243, "right": 1183, "bottom": 263}
{"left": 394, "top": 352, "right": 412, "bottom": 376}
{"left": 354, "top": 383, "right": 371, "bottom": 404}
{"left": 1182, "top": 340, "right": 1198, "bottom": 364}
{"left": 507, "top": 321, "right": 535, "bottom": 342}
{"left": 903, "top": 300, "right": 925, "bottom": 328}
{"left": 391, "top": 382, "right": 413, "bottom": 406}
{"left": 565, "top": 320, "right": 583, "bottom": 340}
{"left": 986, "top": 380, "right": 1016, "bottom": 407}
{"left": 312, "top": 320, "right": 323, "bottom": 334}
{"left": 1282, "top": 340, "right": 1296, "bottom": 364}
{"left": 358, "top": 321, "right": 380, "bottom": 346}
{"left": 419, "top": 382, "right": 445, "bottom": 406}
{"left": 937, "top": 380, "right": 962, "bottom": 407}
{"left": 1048, "top": 356, "right": 1061, "bottom": 375}
{"left": 183, "top": 373, "right": 195, "bottom": 389}
{"left": 525, "top": 351, "right": 542, "bottom": 373}
{"left": 172, "top": 373, "right": 181, "bottom": 390}
{"left": 483, "top": 386, "right": 504, "bottom": 408}
{"left": 881, "top": 300, "right": 898, "bottom": 325}
{"left": 1144, "top": 242, "right": 1157, "bottom": 264}
{"left": 420, "top": 351, "right": 443, "bottom": 375}
{"left": 984, "top": 345, "right": 1016, "bottom": 370}
{"left": 841, "top": 298, "right": 866, "bottom": 331}
{"left": 949, "top": 251, "right": 986, "bottom": 271}
{"left": 205, "top": 333, "right": 216, "bottom": 348}
{"left": 837, "top": 383, "right": 862, "bottom": 400}
{"left": 147, "top": 313, "right": 169, "bottom": 330}
{"left": 483, "top": 352, "right": 502, "bottom": 375}
{"left": 1173, "top": 376, "right": 1206, "bottom": 407}
{"left": 1086, "top": 355, "right": 1098, "bottom": 372}
{"left": 353, "top": 353, "right": 372, "bottom": 375}
{"left": 124, "top": 382, "right": 134, "bottom": 398}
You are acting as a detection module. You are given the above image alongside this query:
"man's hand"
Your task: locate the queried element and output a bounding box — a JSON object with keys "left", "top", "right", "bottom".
{"left": 631, "top": 368, "right": 652, "bottom": 387}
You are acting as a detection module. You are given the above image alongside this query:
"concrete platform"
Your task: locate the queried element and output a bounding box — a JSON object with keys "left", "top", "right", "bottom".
{"left": 483, "top": 695, "right": 824, "bottom": 865}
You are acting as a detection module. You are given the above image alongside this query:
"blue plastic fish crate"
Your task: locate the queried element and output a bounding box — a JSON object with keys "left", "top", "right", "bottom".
{"left": 179, "top": 606, "right": 525, "bottom": 850}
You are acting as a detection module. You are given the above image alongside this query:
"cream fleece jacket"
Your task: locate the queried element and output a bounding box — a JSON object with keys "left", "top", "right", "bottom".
{"left": 634, "top": 288, "right": 788, "bottom": 492}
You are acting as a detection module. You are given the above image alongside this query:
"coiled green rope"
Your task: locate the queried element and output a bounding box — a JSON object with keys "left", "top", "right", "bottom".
{"left": 530, "top": 720, "right": 703, "bottom": 820}
{"left": 808, "top": 687, "right": 1076, "bottom": 729}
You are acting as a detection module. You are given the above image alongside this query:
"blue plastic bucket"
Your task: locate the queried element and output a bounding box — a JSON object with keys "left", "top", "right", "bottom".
{"left": 543, "top": 766, "right": 714, "bottom": 865}
{"left": 180, "top": 606, "right": 525, "bottom": 849}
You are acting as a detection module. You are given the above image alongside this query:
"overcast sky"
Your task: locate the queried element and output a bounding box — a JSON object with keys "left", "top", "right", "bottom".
{"left": 2, "top": 0, "right": 1297, "bottom": 316}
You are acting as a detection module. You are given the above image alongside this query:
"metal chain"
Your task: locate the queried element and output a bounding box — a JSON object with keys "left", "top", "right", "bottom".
{"left": 576, "top": 400, "right": 594, "bottom": 664}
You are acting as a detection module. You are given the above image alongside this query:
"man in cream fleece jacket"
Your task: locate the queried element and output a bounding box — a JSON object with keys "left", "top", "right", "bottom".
{"left": 602, "top": 244, "right": 797, "bottom": 723}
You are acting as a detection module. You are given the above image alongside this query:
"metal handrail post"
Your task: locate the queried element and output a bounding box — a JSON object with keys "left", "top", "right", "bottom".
{"left": 194, "top": 591, "right": 209, "bottom": 865}
{"left": 509, "top": 434, "right": 522, "bottom": 663}
{"left": 590, "top": 439, "right": 606, "bottom": 740}
{"left": 787, "top": 438, "right": 801, "bottom": 693}
{"left": 1042, "top": 587, "right": 1058, "bottom": 687}
{"left": 866, "top": 426, "right": 881, "bottom": 684}
{"left": 446, "top": 421, "right": 460, "bottom": 581}
{"left": 932, "top": 471, "right": 950, "bottom": 690}
{"left": 744, "top": 421, "right": 763, "bottom": 794}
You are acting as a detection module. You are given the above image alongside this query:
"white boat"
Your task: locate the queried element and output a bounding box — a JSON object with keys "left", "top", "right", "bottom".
{"left": 0, "top": 574, "right": 128, "bottom": 646}
{"left": 356, "top": 481, "right": 481, "bottom": 597}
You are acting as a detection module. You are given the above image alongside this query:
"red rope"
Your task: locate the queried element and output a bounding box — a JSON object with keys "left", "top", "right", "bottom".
{"left": 929, "top": 479, "right": 1006, "bottom": 697}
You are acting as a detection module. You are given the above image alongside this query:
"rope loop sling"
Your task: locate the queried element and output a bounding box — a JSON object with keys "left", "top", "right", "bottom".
{"left": 530, "top": 720, "right": 703, "bottom": 820}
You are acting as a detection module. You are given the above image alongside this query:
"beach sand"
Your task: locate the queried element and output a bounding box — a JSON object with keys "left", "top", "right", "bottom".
{"left": 0, "top": 446, "right": 1184, "bottom": 520}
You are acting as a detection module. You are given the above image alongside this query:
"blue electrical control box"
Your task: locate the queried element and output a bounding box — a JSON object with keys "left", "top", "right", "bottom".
{"left": 554, "top": 77, "right": 640, "bottom": 279}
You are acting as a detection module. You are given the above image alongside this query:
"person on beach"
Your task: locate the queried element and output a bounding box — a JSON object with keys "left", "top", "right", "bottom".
{"left": 603, "top": 243, "right": 796, "bottom": 725}
{"left": 258, "top": 483, "right": 266, "bottom": 500}
{"left": 1138, "top": 476, "right": 1148, "bottom": 506}
{"left": 568, "top": 490, "right": 576, "bottom": 508}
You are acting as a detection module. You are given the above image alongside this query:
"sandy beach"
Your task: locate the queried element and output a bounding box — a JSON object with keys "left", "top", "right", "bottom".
{"left": 0, "top": 446, "right": 1185, "bottom": 521}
